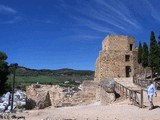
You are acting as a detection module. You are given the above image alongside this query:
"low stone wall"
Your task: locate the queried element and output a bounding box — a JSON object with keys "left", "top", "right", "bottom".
{"left": 26, "top": 80, "right": 117, "bottom": 109}
{"left": 26, "top": 84, "right": 65, "bottom": 109}
{"left": 70, "top": 81, "right": 98, "bottom": 105}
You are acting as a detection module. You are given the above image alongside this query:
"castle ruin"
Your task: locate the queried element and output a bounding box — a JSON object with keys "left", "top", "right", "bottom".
{"left": 94, "top": 35, "right": 139, "bottom": 80}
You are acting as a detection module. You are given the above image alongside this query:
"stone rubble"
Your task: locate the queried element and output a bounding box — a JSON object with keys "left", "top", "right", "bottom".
{"left": 0, "top": 113, "right": 25, "bottom": 120}
{"left": 0, "top": 90, "right": 26, "bottom": 112}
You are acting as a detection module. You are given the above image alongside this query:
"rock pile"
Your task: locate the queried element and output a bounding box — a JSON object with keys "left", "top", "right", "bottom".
{"left": 0, "top": 113, "right": 25, "bottom": 120}
{"left": 0, "top": 90, "right": 26, "bottom": 112}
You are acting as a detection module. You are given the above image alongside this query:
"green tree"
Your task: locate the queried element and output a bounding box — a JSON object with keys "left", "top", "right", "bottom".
{"left": 138, "top": 41, "right": 143, "bottom": 64}
{"left": 149, "top": 31, "right": 159, "bottom": 79}
{"left": 158, "top": 35, "right": 160, "bottom": 45}
{"left": 0, "top": 51, "right": 10, "bottom": 95}
{"left": 138, "top": 41, "right": 143, "bottom": 74}
{"left": 142, "top": 42, "right": 149, "bottom": 79}
{"left": 157, "top": 35, "right": 160, "bottom": 73}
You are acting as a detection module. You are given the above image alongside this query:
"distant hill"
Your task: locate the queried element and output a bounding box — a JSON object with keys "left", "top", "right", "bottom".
{"left": 16, "top": 66, "right": 94, "bottom": 78}
{"left": 7, "top": 66, "right": 95, "bottom": 89}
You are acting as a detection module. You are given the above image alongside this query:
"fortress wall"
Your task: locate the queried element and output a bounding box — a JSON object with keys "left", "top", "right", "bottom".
{"left": 94, "top": 35, "right": 138, "bottom": 81}
{"left": 102, "top": 35, "right": 135, "bottom": 51}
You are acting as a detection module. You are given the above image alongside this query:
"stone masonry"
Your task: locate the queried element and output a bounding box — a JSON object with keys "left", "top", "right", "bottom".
{"left": 26, "top": 80, "right": 116, "bottom": 109}
{"left": 94, "top": 35, "right": 140, "bottom": 80}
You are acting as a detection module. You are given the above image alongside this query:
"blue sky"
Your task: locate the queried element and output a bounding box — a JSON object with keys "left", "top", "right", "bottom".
{"left": 0, "top": 0, "right": 160, "bottom": 70}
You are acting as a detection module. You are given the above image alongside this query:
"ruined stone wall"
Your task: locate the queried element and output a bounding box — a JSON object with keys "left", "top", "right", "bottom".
{"left": 71, "top": 80, "right": 115, "bottom": 105}
{"left": 70, "top": 81, "right": 98, "bottom": 105}
{"left": 94, "top": 57, "right": 100, "bottom": 81}
{"left": 26, "top": 81, "right": 116, "bottom": 109}
{"left": 102, "top": 35, "right": 135, "bottom": 51}
{"left": 94, "top": 35, "right": 138, "bottom": 80}
{"left": 26, "top": 83, "right": 97, "bottom": 108}
{"left": 26, "top": 84, "right": 65, "bottom": 109}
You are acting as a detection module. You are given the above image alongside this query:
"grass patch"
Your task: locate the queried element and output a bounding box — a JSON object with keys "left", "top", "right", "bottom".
{"left": 6, "top": 68, "right": 94, "bottom": 90}
{"left": 7, "top": 75, "right": 62, "bottom": 87}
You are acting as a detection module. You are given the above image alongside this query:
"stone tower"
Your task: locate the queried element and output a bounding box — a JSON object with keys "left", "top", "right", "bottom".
{"left": 94, "top": 35, "right": 139, "bottom": 81}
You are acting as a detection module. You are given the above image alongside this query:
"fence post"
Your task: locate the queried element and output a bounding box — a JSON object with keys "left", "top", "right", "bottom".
{"left": 118, "top": 83, "right": 120, "bottom": 90}
{"left": 136, "top": 79, "right": 138, "bottom": 85}
{"left": 129, "top": 90, "right": 131, "bottom": 101}
{"left": 122, "top": 86, "right": 124, "bottom": 95}
{"left": 140, "top": 89, "right": 143, "bottom": 108}
{"left": 125, "top": 88, "right": 127, "bottom": 98}
{"left": 133, "top": 91, "right": 136, "bottom": 105}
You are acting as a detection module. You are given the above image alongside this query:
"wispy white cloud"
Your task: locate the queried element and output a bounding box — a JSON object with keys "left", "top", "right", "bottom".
{"left": 62, "top": 0, "right": 142, "bottom": 33}
{"left": 76, "top": 3, "right": 126, "bottom": 31}
{"left": 73, "top": 16, "right": 116, "bottom": 33}
{"left": 45, "top": 19, "right": 53, "bottom": 24}
{"left": 79, "top": 35, "right": 102, "bottom": 39}
{"left": 66, "top": 34, "right": 102, "bottom": 41}
{"left": 1, "top": 16, "right": 22, "bottom": 24}
{"left": 0, "top": 4, "right": 17, "bottom": 14}
{"left": 0, "top": 4, "right": 21, "bottom": 24}
{"left": 0, "top": 4, "right": 54, "bottom": 25}
{"left": 32, "top": 19, "right": 54, "bottom": 24}
{"left": 94, "top": 0, "right": 142, "bottom": 31}
{"left": 145, "top": 0, "right": 160, "bottom": 22}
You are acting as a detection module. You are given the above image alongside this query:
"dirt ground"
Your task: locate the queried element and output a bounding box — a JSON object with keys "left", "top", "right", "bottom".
{"left": 18, "top": 91, "right": 160, "bottom": 120}
{"left": 10, "top": 78, "right": 160, "bottom": 120}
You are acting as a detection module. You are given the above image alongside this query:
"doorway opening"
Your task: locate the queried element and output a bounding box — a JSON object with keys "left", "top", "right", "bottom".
{"left": 126, "top": 66, "right": 131, "bottom": 77}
